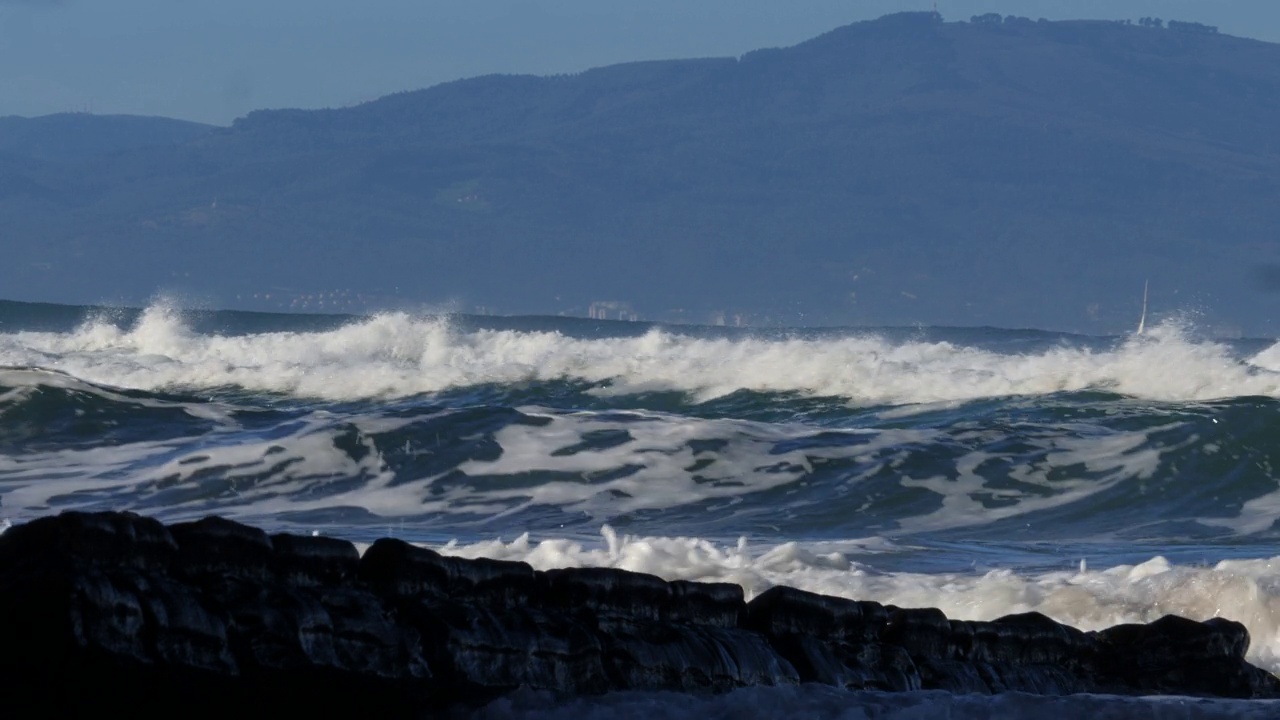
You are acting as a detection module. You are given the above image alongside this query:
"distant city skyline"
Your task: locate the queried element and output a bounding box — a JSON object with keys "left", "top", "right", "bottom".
{"left": 2, "top": 0, "right": 1276, "bottom": 125}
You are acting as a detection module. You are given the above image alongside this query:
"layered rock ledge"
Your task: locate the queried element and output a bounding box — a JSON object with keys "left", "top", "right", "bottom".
{"left": 1, "top": 511, "right": 1276, "bottom": 715}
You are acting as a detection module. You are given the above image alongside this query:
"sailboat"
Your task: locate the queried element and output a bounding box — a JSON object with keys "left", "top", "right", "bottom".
{"left": 1136, "top": 280, "right": 1148, "bottom": 335}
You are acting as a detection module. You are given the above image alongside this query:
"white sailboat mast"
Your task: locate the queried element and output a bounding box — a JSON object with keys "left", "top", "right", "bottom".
{"left": 1137, "top": 280, "right": 1149, "bottom": 335}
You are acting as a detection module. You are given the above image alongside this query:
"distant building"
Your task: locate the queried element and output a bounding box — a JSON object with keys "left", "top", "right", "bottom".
{"left": 589, "top": 301, "right": 638, "bottom": 321}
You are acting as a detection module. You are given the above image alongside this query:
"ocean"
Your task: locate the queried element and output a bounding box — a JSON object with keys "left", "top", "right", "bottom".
{"left": 3, "top": 298, "right": 1280, "bottom": 718}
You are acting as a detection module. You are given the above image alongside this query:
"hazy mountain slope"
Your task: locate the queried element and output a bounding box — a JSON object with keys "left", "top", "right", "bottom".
{"left": 2, "top": 12, "right": 1278, "bottom": 333}
{"left": 0, "top": 114, "right": 216, "bottom": 163}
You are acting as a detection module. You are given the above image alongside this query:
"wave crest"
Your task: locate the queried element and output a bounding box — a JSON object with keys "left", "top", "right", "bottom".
{"left": 2, "top": 303, "right": 1278, "bottom": 404}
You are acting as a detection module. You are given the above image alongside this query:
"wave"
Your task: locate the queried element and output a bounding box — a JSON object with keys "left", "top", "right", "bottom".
{"left": 2, "top": 302, "right": 1280, "bottom": 404}
{"left": 4, "top": 374, "right": 1280, "bottom": 546}
{"left": 438, "top": 527, "right": 1280, "bottom": 675}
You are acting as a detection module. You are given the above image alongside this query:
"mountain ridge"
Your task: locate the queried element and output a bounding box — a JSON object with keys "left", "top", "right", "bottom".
{"left": 2, "top": 12, "right": 1278, "bottom": 334}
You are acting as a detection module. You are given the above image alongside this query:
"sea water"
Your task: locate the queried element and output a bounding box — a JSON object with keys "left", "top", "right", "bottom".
{"left": 3, "top": 299, "right": 1280, "bottom": 717}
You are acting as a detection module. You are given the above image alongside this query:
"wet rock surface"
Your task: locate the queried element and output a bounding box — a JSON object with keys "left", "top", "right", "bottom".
{"left": 1, "top": 511, "right": 1277, "bottom": 716}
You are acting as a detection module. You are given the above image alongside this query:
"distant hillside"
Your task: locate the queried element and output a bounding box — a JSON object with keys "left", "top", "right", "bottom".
{"left": 0, "top": 113, "right": 215, "bottom": 163}
{"left": 2, "top": 12, "right": 1279, "bottom": 334}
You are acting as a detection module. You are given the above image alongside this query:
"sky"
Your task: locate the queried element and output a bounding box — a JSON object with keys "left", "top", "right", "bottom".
{"left": 2, "top": 0, "right": 1278, "bottom": 125}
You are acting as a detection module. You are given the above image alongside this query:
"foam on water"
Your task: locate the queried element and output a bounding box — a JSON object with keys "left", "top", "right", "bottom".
{"left": 437, "top": 528, "right": 1280, "bottom": 673}
{"left": 454, "top": 409, "right": 936, "bottom": 519}
{"left": 0, "top": 391, "right": 1191, "bottom": 540}
{"left": 2, "top": 303, "right": 1280, "bottom": 404}
{"left": 6, "top": 303, "right": 1280, "bottom": 693}
{"left": 0, "top": 408, "right": 405, "bottom": 520}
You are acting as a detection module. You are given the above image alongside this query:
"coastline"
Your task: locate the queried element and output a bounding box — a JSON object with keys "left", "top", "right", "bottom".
{"left": 2, "top": 511, "right": 1276, "bottom": 716}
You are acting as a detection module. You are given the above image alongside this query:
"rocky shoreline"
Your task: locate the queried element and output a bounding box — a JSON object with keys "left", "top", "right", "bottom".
{"left": 1, "top": 511, "right": 1276, "bottom": 716}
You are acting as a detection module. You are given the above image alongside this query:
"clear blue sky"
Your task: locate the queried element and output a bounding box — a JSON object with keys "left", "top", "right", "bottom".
{"left": 2, "top": 0, "right": 1275, "bottom": 125}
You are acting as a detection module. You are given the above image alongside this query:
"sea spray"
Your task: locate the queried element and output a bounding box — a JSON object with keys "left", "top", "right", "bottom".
{"left": 4, "top": 301, "right": 1280, "bottom": 693}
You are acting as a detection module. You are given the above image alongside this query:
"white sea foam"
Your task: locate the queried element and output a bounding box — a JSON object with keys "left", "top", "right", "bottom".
{"left": 894, "top": 424, "right": 1173, "bottom": 533}
{"left": 438, "top": 528, "right": 1280, "bottom": 674}
{"left": 455, "top": 409, "right": 936, "bottom": 519}
{"left": 2, "top": 304, "right": 1279, "bottom": 404}
{"left": 0, "top": 401, "right": 912, "bottom": 523}
{"left": 0, "top": 397, "right": 1178, "bottom": 536}
{"left": 0, "top": 408, "right": 407, "bottom": 521}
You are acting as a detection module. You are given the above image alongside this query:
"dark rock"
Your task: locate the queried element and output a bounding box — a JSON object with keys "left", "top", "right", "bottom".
{"left": 2, "top": 510, "right": 1278, "bottom": 716}
{"left": 1095, "top": 614, "right": 1280, "bottom": 698}
{"left": 884, "top": 607, "right": 953, "bottom": 660}
{"left": 314, "top": 585, "right": 429, "bottom": 680}
{"left": 744, "top": 587, "right": 916, "bottom": 690}
{"left": 543, "top": 565, "right": 673, "bottom": 621}
{"left": 0, "top": 510, "right": 175, "bottom": 573}
{"left": 978, "top": 611, "right": 1087, "bottom": 666}
{"left": 170, "top": 515, "right": 274, "bottom": 583}
{"left": 598, "top": 619, "right": 796, "bottom": 692}
{"left": 396, "top": 598, "right": 609, "bottom": 698}
{"left": 669, "top": 579, "right": 744, "bottom": 627}
{"left": 744, "top": 585, "right": 887, "bottom": 643}
{"left": 965, "top": 613, "right": 1094, "bottom": 694}
{"left": 361, "top": 537, "right": 536, "bottom": 608}
{"left": 225, "top": 584, "right": 339, "bottom": 671}
{"left": 270, "top": 532, "right": 360, "bottom": 587}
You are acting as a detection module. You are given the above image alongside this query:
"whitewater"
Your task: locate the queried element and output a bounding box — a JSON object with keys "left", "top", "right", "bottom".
{"left": 4, "top": 299, "right": 1280, "bottom": 717}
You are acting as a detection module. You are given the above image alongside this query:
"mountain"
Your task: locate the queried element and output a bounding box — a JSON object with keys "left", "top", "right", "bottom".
{"left": 0, "top": 114, "right": 215, "bottom": 163}
{"left": 3, "top": 12, "right": 1279, "bottom": 334}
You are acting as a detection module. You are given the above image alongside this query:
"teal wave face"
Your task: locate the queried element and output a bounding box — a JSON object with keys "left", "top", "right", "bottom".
{"left": 3, "top": 364, "right": 1279, "bottom": 557}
